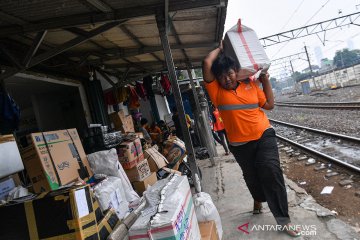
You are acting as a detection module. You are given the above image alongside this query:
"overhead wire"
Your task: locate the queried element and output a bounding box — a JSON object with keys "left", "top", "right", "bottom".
{"left": 279, "top": 0, "right": 306, "bottom": 32}
{"left": 271, "top": 0, "right": 332, "bottom": 59}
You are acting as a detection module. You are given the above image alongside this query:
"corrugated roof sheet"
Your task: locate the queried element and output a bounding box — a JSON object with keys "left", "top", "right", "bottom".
{"left": 0, "top": 0, "right": 227, "bottom": 85}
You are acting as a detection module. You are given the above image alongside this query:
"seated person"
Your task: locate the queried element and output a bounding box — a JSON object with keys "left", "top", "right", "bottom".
{"left": 140, "top": 118, "right": 152, "bottom": 144}
{"left": 148, "top": 122, "right": 162, "bottom": 143}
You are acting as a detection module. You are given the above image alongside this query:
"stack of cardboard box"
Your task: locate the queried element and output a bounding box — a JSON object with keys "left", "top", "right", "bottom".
{"left": 109, "top": 110, "right": 135, "bottom": 133}
{"left": 117, "top": 137, "right": 157, "bottom": 195}
{"left": 20, "top": 129, "right": 93, "bottom": 193}
{"left": 0, "top": 185, "right": 101, "bottom": 239}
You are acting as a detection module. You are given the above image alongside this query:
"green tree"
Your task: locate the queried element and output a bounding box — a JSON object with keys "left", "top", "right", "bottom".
{"left": 333, "top": 48, "right": 359, "bottom": 68}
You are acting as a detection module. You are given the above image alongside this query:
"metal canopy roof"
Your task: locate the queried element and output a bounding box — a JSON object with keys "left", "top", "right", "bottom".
{"left": 0, "top": 0, "right": 228, "bottom": 86}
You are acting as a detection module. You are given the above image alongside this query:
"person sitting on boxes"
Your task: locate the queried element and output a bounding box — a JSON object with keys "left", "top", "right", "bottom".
{"left": 202, "top": 42, "right": 300, "bottom": 237}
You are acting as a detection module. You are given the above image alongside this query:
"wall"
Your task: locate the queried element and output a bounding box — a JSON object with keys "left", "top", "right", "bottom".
{"left": 155, "top": 94, "right": 170, "bottom": 120}
{"left": 32, "top": 89, "right": 88, "bottom": 136}
{"left": 302, "top": 63, "right": 360, "bottom": 89}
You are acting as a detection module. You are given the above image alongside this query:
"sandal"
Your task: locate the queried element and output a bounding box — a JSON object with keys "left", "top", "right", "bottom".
{"left": 284, "top": 224, "right": 301, "bottom": 238}
{"left": 253, "top": 201, "right": 263, "bottom": 214}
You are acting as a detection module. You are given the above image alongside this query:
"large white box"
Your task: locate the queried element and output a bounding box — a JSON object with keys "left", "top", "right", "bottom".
{"left": 0, "top": 136, "right": 24, "bottom": 179}
{"left": 224, "top": 19, "right": 271, "bottom": 80}
{"left": 129, "top": 175, "right": 201, "bottom": 239}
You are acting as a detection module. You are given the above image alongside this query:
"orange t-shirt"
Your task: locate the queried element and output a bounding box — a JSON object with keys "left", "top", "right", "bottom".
{"left": 205, "top": 80, "right": 270, "bottom": 143}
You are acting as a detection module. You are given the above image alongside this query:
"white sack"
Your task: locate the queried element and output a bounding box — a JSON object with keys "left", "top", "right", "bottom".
{"left": 87, "top": 149, "right": 139, "bottom": 203}
{"left": 194, "top": 192, "right": 223, "bottom": 239}
{"left": 92, "top": 176, "right": 129, "bottom": 219}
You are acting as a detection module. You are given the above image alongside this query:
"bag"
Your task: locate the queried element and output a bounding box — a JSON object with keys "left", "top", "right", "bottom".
{"left": 194, "top": 192, "right": 223, "bottom": 239}
{"left": 223, "top": 19, "right": 270, "bottom": 80}
{"left": 160, "top": 74, "right": 171, "bottom": 95}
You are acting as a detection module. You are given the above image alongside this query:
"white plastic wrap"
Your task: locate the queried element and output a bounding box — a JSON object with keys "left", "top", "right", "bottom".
{"left": 129, "top": 175, "right": 201, "bottom": 240}
{"left": 194, "top": 192, "right": 223, "bottom": 239}
{"left": 87, "top": 149, "right": 139, "bottom": 203}
{"left": 224, "top": 19, "right": 271, "bottom": 80}
{"left": 92, "top": 176, "right": 129, "bottom": 219}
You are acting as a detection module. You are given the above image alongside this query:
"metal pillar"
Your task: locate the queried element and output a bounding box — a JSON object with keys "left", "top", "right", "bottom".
{"left": 187, "top": 67, "right": 216, "bottom": 165}
{"left": 156, "top": 12, "right": 200, "bottom": 182}
{"left": 304, "top": 45, "right": 317, "bottom": 89}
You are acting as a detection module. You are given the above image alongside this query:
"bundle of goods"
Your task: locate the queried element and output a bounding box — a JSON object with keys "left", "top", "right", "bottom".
{"left": 87, "top": 148, "right": 140, "bottom": 204}
{"left": 92, "top": 176, "right": 130, "bottom": 220}
{"left": 0, "top": 185, "right": 101, "bottom": 240}
{"left": 129, "top": 175, "right": 201, "bottom": 239}
{"left": 194, "top": 192, "right": 223, "bottom": 239}
{"left": 223, "top": 19, "right": 271, "bottom": 80}
{"left": 20, "top": 129, "right": 93, "bottom": 193}
{"left": 102, "top": 131, "right": 122, "bottom": 148}
{"left": 162, "top": 137, "right": 186, "bottom": 169}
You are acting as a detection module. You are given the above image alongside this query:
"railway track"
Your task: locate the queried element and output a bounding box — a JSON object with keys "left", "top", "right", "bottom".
{"left": 270, "top": 119, "right": 360, "bottom": 173}
{"left": 275, "top": 101, "right": 360, "bottom": 110}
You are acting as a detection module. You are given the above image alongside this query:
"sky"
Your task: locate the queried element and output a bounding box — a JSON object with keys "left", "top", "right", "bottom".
{"left": 224, "top": 0, "right": 360, "bottom": 78}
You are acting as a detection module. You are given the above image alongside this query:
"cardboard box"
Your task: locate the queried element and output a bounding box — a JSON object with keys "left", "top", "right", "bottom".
{"left": 199, "top": 221, "right": 219, "bottom": 240}
{"left": 144, "top": 147, "right": 168, "bottom": 172}
{"left": 109, "top": 110, "right": 126, "bottom": 129}
{"left": 0, "top": 185, "right": 100, "bottom": 240}
{"left": 0, "top": 135, "right": 24, "bottom": 179}
{"left": 223, "top": 19, "right": 270, "bottom": 80}
{"left": 21, "top": 129, "right": 92, "bottom": 193}
{"left": 117, "top": 141, "right": 137, "bottom": 163}
{"left": 125, "top": 159, "right": 151, "bottom": 182}
{"left": 67, "top": 128, "right": 94, "bottom": 178}
{"left": 98, "top": 208, "right": 120, "bottom": 240}
{"left": 110, "top": 111, "right": 135, "bottom": 133}
{"left": 132, "top": 172, "right": 157, "bottom": 195}
{"left": 133, "top": 137, "right": 143, "bottom": 156}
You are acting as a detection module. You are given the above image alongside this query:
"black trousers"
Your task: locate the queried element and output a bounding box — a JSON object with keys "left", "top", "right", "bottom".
{"left": 229, "top": 128, "right": 290, "bottom": 225}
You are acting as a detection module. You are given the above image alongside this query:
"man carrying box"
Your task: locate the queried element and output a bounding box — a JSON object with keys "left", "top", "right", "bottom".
{"left": 202, "top": 41, "right": 300, "bottom": 237}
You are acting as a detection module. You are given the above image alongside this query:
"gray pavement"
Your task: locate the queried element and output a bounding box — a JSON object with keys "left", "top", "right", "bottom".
{"left": 197, "top": 146, "right": 360, "bottom": 240}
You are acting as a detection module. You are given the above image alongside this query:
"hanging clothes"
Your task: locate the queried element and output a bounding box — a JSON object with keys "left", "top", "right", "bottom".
{"left": 135, "top": 82, "right": 147, "bottom": 100}
{"left": 142, "top": 75, "right": 154, "bottom": 98}
{"left": 103, "top": 90, "right": 117, "bottom": 105}
{"left": 0, "top": 91, "right": 20, "bottom": 133}
{"left": 116, "top": 86, "right": 130, "bottom": 103}
{"left": 160, "top": 74, "right": 172, "bottom": 95}
{"left": 128, "top": 86, "right": 140, "bottom": 110}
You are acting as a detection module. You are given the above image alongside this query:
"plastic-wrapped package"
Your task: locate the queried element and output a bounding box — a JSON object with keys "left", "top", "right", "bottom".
{"left": 194, "top": 192, "right": 223, "bottom": 239}
{"left": 129, "top": 175, "right": 201, "bottom": 239}
{"left": 93, "top": 176, "right": 129, "bottom": 220}
{"left": 223, "top": 19, "right": 271, "bottom": 80}
{"left": 87, "top": 149, "right": 139, "bottom": 203}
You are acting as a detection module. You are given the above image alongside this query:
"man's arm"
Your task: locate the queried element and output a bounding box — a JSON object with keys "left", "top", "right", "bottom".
{"left": 202, "top": 42, "right": 222, "bottom": 83}
{"left": 259, "top": 73, "right": 274, "bottom": 110}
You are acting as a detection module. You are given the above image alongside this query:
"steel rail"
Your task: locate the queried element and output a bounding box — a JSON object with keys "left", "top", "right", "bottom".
{"left": 274, "top": 103, "right": 360, "bottom": 109}
{"left": 276, "top": 134, "right": 360, "bottom": 173}
{"left": 270, "top": 119, "right": 360, "bottom": 143}
{"left": 276, "top": 101, "right": 360, "bottom": 105}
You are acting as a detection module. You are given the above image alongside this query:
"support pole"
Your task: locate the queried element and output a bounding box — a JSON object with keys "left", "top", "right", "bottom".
{"left": 187, "top": 67, "right": 216, "bottom": 165}
{"left": 304, "top": 45, "right": 317, "bottom": 89}
{"left": 156, "top": 12, "right": 200, "bottom": 183}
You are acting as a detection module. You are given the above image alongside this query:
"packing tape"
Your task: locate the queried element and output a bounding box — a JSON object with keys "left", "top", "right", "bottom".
{"left": 67, "top": 212, "right": 96, "bottom": 230}
{"left": 37, "top": 192, "right": 48, "bottom": 199}
{"left": 69, "top": 190, "right": 83, "bottom": 240}
{"left": 24, "top": 201, "right": 39, "bottom": 240}
{"left": 55, "top": 195, "right": 69, "bottom": 202}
